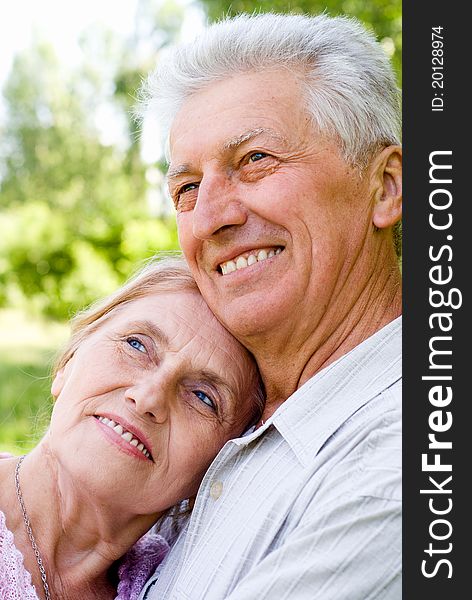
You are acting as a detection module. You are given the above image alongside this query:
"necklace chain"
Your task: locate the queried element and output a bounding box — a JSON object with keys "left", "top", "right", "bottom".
{"left": 15, "top": 455, "right": 52, "bottom": 600}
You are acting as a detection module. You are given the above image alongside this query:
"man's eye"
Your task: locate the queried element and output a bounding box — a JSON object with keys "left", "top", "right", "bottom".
{"left": 179, "top": 182, "right": 199, "bottom": 195}
{"left": 193, "top": 390, "right": 215, "bottom": 410}
{"left": 127, "top": 337, "right": 146, "bottom": 353}
{"left": 249, "top": 152, "right": 268, "bottom": 162}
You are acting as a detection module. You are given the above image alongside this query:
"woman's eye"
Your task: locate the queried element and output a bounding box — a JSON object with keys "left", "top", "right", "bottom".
{"left": 127, "top": 337, "right": 146, "bottom": 353}
{"left": 193, "top": 390, "right": 215, "bottom": 410}
{"left": 249, "top": 152, "right": 268, "bottom": 163}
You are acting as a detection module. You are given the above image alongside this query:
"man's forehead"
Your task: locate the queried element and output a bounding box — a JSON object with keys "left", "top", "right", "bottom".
{"left": 167, "top": 126, "right": 288, "bottom": 179}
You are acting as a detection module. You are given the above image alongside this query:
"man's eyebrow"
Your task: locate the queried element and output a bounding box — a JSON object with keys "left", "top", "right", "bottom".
{"left": 167, "top": 164, "right": 192, "bottom": 181}
{"left": 167, "top": 128, "right": 287, "bottom": 181}
{"left": 125, "top": 320, "right": 170, "bottom": 347}
{"left": 221, "top": 127, "right": 287, "bottom": 151}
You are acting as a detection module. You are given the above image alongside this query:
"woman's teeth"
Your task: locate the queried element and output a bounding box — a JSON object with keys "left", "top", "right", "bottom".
{"left": 220, "top": 247, "right": 282, "bottom": 275}
{"left": 96, "top": 416, "right": 151, "bottom": 458}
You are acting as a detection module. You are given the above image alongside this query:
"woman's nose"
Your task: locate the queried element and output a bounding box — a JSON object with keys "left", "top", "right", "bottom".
{"left": 124, "top": 378, "right": 170, "bottom": 424}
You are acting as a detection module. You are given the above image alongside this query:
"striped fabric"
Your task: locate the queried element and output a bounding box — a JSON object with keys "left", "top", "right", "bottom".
{"left": 140, "top": 317, "right": 402, "bottom": 600}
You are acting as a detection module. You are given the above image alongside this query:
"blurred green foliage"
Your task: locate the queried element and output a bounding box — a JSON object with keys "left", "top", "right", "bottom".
{"left": 0, "top": 309, "right": 68, "bottom": 454}
{"left": 0, "top": 350, "right": 53, "bottom": 454}
{"left": 0, "top": 32, "right": 179, "bottom": 320}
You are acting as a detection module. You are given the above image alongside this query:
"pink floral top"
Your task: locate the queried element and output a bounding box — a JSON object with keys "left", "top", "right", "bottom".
{"left": 0, "top": 510, "right": 169, "bottom": 600}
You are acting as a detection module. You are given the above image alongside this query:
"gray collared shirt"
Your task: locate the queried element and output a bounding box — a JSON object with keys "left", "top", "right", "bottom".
{"left": 139, "top": 317, "right": 402, "bottom": 599}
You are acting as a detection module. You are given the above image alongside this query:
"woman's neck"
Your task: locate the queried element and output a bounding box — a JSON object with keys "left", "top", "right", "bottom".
{"left": 0, "top": 447, "right": 160, "bottom": 599}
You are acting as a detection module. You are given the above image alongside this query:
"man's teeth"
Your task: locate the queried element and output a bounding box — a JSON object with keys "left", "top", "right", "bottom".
{"left": 220, "top": 247, "right": 282, "bottom": 275}
{"left": 96, "top": 416, "right": 150, "bottom": 458}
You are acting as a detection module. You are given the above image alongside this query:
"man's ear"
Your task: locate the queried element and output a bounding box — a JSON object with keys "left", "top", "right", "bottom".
{"left": 371, "top": 145, "right": 402, "bottom": 229}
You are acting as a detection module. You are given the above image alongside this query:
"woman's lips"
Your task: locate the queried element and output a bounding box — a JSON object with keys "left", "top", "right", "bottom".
{"left": 94, "top": 415, "right": 153, "bottom": 461}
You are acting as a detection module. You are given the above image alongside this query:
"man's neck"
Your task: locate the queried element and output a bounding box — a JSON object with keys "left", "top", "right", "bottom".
{"left": 247, "top": 259, "right": 402, "bottom": 419}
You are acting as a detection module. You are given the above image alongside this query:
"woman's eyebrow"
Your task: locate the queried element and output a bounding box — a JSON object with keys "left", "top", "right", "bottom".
{"left": 125, "top": 320, "right": 170, "bottom": 347}
{"left": 198, "top": 369, "right": 235, "bottom": 410}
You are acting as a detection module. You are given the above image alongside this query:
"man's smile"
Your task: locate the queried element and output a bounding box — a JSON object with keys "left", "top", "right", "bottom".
{"left": 218, "top": 247, "right": 283, "bottom": 275}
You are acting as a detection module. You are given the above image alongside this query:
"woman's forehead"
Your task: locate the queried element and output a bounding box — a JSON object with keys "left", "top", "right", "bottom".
{"left": 101, "top": 291, "right": 250, "bottom": 365}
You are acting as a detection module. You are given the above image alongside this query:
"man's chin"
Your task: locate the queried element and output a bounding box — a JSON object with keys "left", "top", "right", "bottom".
{"left": 209, "top": 295, "right": 286, "bottom": 342}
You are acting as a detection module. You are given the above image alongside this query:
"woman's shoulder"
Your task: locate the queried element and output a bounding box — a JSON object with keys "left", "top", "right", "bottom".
{"left": 0, "top": 510, "right": 40, "bottom": 600}
{"left": 115, "top": 532, "right": 170, "bottom": 600}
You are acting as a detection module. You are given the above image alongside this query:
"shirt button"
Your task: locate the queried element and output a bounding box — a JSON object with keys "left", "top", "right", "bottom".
{"left": 210, "top": 480, "right": 223, "bottom": 500}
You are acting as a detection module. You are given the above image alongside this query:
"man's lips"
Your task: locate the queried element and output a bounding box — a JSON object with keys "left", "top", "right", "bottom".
{"left": 217, "top": 246, "right": 283, "bottom": 275}
{"left": 94, "top": 414, "right": 153, "bottom": 460}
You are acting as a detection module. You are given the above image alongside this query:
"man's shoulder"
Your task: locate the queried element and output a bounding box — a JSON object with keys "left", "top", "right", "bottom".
{"left": 274, "top": 326, "right": 401, "bottom": 470}
{"left": 316, "top": 386, "right": 402, "bottom": 505}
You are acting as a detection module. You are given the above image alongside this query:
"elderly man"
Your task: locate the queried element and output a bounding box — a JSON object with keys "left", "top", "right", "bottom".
{"left": 139, "top": 12, "right": 402, "bottom": 600}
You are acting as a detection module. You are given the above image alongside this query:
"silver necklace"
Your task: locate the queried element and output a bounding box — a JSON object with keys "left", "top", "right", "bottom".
{"left": 15, "top": 455, "right": 52, "bottom": 600}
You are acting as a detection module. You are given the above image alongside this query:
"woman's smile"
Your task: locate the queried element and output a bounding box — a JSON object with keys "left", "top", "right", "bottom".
{"left": 94, "top": 415, "right": 153, "bottom": 460}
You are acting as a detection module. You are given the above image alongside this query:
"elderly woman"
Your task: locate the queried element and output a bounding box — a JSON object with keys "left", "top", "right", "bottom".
{"left": 0, "top": 257, "right": 264, "bottom": 600}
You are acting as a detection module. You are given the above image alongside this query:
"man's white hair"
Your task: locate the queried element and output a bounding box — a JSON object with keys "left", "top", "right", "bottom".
{"left": 137, "top": 12, "right": 401, "bottom": 169}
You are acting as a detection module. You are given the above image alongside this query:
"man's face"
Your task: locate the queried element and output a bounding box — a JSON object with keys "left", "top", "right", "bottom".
{"left": 169, "top": 69, "right": 374, "bottom": 341}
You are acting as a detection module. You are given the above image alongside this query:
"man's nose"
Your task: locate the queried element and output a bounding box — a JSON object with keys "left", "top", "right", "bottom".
{"left": 124, "top": 377, "right": 171, "bottom": 424}
{"left": 192, "top": 172, "right": 247, "bottom": 240}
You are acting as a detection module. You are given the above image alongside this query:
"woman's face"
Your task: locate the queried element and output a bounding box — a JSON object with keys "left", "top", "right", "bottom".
{"left": 48, "top": 290, "right": 259, "bottom": 515}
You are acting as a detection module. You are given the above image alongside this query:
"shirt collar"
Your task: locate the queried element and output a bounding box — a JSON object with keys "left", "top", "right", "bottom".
{"left": 235, "top": 317, "right": 402, "bottom": 466}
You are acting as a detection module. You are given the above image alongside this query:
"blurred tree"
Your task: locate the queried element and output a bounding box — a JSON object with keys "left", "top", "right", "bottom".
{"left": 113, "top": 1, "right": 186, "bottom": 132}
{"left": 200, "top": 0, "right": 401, "bottom": 82}
{"left": 0, "top": 37, "right": 178, "bottom": 319}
